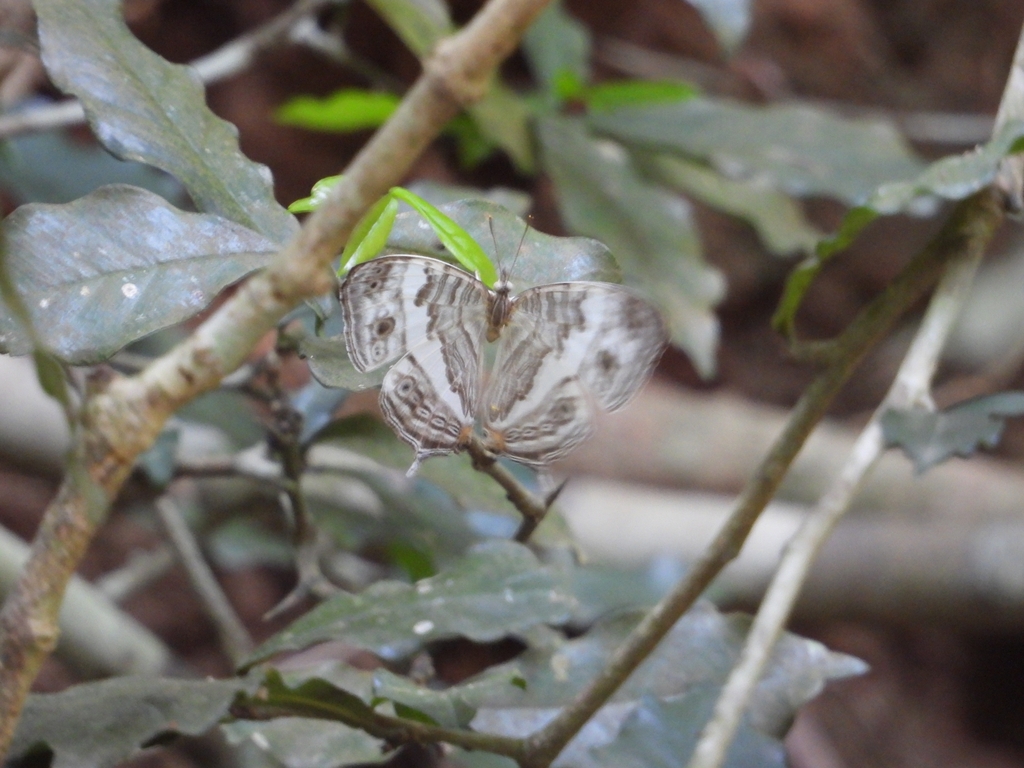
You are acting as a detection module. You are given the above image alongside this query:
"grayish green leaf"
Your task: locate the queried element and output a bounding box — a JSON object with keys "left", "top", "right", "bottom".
{"left": 590, "top": 99, "right": 924, "bottom": 205}
{"left": 523, "top": 1, "right": 591, "bottom": 92}
{"left": 474, "top": 602, "right": 865, "bottom": 734}
{"left": 385, "top": 198, "right": 621, "bottom": 287}
{"left": 221, "top": 718, "right": 386, "bottom": 767}
{"left": 640, "top": 152, "right": 822, "bottom": 256}
{"left": 466, "top": 84, "right": 536, "bottom": 172}
{"left": 774, "top": 119, "right": 1024, "bottom": 334}
{"left": 372, "top": 666, "right": 525, "bottom": 728}
{"left": 0, "top": 185, "right": 277, "bottom": 363}
{"left": 589, "top": 687, "right": 786, "bottom": 768}
{"left": 9, "top": 677, "right": 256, "bottom": 768}
{"left": 34, "top": 0, "right": 297, "bottom": 243}
{"left": 245, "top": 541, "right": 577, "bottom": 665}
{"left": 686, "top": 0, "right": 753, "bottom": 54}
{"left": 538, "top": 116, "right": 723, "bottom": 376}
{"left": 449, "top": 750, "right": 520, "bottom": 768}
{"left": 0, "top": 125, "right": 184, "bottom": 205}
{"left": 881, "top": 392, "right": 1024, "bottom": 473}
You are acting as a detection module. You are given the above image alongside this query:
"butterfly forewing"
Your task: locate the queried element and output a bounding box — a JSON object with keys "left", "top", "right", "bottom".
{"left": 341, "top": 256, "right": 490, "bottom": 464}
{"left": 483, "top": 283, "right": 668, "bottom": 465}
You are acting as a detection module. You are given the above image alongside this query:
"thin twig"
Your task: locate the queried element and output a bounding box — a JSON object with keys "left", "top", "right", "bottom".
{"left": 687, "top": 232, "right": 988, "bottom": 768}
{"left": 520, "top": 187, "right": 1005, "bottom": 768}
{"left": 0, "top": 0, "right": 337, "bottom": 140}
{"left": 94, "top": 545, "right": 174, "bottom": 603}
{"left": 155, "top": 495, "right": 254, "bottom": 665}
{"left": 464, "top": 435, "right": 552, "bottom": 542}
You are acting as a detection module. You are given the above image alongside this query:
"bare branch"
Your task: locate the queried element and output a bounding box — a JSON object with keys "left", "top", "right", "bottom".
{"left": 155, "top": 495, "right": 254, "bottom": 665}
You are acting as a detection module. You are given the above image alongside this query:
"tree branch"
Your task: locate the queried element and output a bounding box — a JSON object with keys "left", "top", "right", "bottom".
{"left": 520, "top": 186, "right": 1005, "bottom": 768}
{"left": 0, "top": 0, "right": 554, "bottom": 754}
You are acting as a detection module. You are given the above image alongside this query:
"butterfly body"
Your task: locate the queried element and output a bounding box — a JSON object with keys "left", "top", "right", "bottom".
{"left": 340, "top": 254, "right": 667, "bottom": 471}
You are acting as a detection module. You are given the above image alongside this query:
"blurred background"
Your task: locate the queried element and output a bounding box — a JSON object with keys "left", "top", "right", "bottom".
{"left": 4, "top": 0, "right": 1024, "bottom": 766}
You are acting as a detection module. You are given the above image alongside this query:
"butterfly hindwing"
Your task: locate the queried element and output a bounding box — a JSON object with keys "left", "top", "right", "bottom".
{"left": 483, "top": 283, "right": 667, "bottom": 465}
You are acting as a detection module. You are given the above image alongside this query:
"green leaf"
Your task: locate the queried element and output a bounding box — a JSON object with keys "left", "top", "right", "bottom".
{"left": 34, "top": 0, "right": 297, "bottom": 244}
{"left": 522, "top": 1, "right": 591, "bottom": 96}
{"left": 0, "top": 128, "right": 185, "bottom": 206}
{"left": 773, "top": 119, "right": 1024, "bottom": 333}
{"left": 276, "top": 89, "right": 401, "bottom": 132}
{"left": 385, "top": 198, "right": 620, "bottom": 287}
{"left": 387, "top": 187, "right": 498, "bottom": 285}
{"left": 881, "top": 392, "right": 1024, "bottom": 473}
{"left": 537, "top": 116, "right": 723, "bottom": 376}
{"left": 590, "top": 99, "right": 924, "bottom": 205}
{"left": 686, "top": 0, "right": 753, "bottom": 55}
{"left": 340, "top": 197, "right": 400, "bottom": 271}
{"left": 222, "top": 718, "right": 386, "bottom": 767}
{"left": 288, "top": 174, "right": 342, "bottom": 214}
{"left": 640, "top": 152, "right": 821, "bottom": 256}
{"left": 9, "top": 676, "right": 257, "bottom": 768}
{"left": 473, "top": 602, "right": 865, "bottom": 729}
{"left": 244, "top": 541, "right": 577, "bottom": 666}
{"left": 589, "top": 687, "right": 786, "bottom": 768}
{"left": 471, "top": 602, "right": 864, "bottom": 766}
{"left": 584, "top": 80, "right": 700, "bottom": 112}
{"left": 0, "top": 185, "right": 278, "bottom": 363}
{"left": 372, "top": 666, "right": 526, "bottom": 728}
{"left": 363, "top": 0, "right": 453, "bottom": 58}
{"left": 403, "top": 180, "right": 532, "bottom": 216}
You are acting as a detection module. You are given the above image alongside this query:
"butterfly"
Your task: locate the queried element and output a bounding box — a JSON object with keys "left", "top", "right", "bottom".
{"left": 340, "top": 254, "right": 668, "bottom": 473}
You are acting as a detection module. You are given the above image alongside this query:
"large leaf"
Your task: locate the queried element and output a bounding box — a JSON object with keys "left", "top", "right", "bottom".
{"left": 881, "top": 392, "right": 1024, "bottom": 473}
{"left": 0, "top": 185, "right": 277, "bottom": 363}
{"left": 538, "top": 116, "right": 723, "bottom": 376}
{"left": 640, "top": 152, "right": 822, "bottom": 256}
{"left": 9, "top": 677, "right": 257, "bottom": 768}
{"left": 589, "top": 688, "right": 786, "bottom": 768}
{"left": 245, "top": 541, "right": 577, "bottom": 665}
{"left": 471, "top": 602, "right": 864, "bottom": 767}
{"left": 0, "top": 126, "right": 185, "bottom": 206}
{"left": 221, "top": 718, "right": 386, "bottom": 767}
{"left": 34, "top": 0, "right": 296, "bottom": 244}
{"left": 774, "top": 119, "right": 1024, "bottom": 333}
{"left": 590, "top": 99, "right": 924, "bottom": 205}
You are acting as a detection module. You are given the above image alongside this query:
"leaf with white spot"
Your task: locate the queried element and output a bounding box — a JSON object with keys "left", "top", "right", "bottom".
{"left": 0, "top": 185, "right": 277, "bottom": 363}
{"left": 244, "top": 541, "right": 576, "bottom": 665}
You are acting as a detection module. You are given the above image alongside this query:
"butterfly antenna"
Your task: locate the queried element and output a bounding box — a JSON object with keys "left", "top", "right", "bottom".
{"left": 506, "top": 219, "right": 530, "bottom": 280}
{"left": 486, "top": 215, "right": 503, "bottom": 278}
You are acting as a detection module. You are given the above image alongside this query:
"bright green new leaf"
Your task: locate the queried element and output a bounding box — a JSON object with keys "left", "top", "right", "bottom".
{"left": 288, "top": 174, "right": 342, "bottom": 213}
{"left": 276, "top": 90, "right": 401, "bottom": 133}
{"left": 388, "top": 187, "right": 498, "bottom": 285}
{"left": 339, "top": 196, "right": 400, "bottom": 272}
{"left": 585, "top": 80, "right": 700, "bottom": 112}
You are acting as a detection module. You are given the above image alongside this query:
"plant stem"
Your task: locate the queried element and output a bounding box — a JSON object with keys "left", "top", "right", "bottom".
{"left": 687, "top": 212, "right": 992, "bottom": 768}
{"left": 464, "top": 435, "right": 551, "bottom": 542}
{"left": 520, "top": 187, "right": 1004, "bottom": 768}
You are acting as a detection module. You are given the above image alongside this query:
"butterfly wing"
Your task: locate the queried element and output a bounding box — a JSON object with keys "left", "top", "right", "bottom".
{"left": 483, "top": 283, "right": 667, "bottom": 466}
{"left": 341, "top": 256, "right": 490, "bottom": 461}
